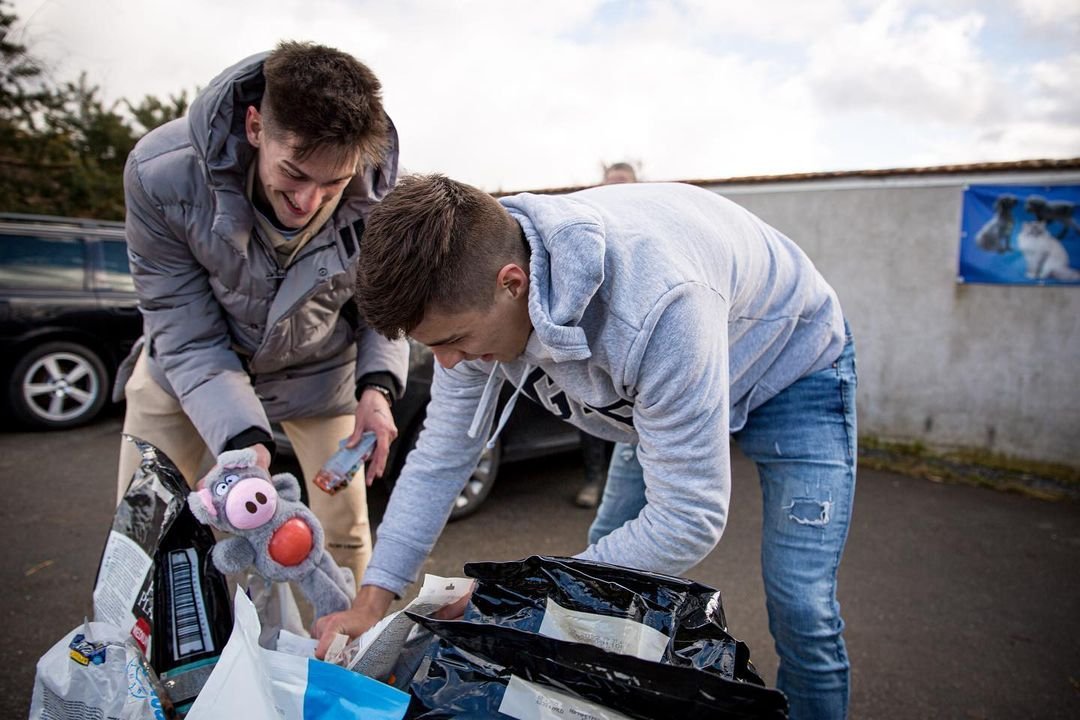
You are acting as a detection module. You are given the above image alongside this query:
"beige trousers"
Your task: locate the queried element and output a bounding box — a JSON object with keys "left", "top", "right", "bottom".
{"left": 116, "top": 349, "right": 372, "bottom": 587}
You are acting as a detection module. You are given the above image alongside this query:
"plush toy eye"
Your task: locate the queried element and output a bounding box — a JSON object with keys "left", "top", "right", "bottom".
{"left": 214, "top": 481, "right": 230, "bottom": 496}
{"left": 224, "top": 474, "right": 240, "bottom": 484}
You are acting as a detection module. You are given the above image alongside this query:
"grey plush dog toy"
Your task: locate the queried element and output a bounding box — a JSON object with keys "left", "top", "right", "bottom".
{"left": 187, "top": 448, "right": 355, "bottom": 621}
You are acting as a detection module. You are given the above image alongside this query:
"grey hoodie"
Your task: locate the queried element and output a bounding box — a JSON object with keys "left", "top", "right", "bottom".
{"left": 363, "top": 182, "right": 845, "bottom": 595}
{"left": 122, "top": 52, "right": 408, "bottom": 453}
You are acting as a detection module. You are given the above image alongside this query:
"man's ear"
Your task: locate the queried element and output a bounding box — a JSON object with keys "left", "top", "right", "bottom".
{"left": 245, "top": 105, "right": 263, "bottom": 147}
{"left": 496, "top": 263, "right": 529, "bottom": 301}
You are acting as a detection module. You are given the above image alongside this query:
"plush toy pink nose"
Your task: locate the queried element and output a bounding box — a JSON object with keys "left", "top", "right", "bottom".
{"left": 224, "top": 477, "right": 278, "bottom": 529}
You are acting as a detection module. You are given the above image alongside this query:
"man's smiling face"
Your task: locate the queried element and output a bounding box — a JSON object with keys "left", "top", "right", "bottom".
{"left": 246, "top": 107, "right": 358, "bottom": 229}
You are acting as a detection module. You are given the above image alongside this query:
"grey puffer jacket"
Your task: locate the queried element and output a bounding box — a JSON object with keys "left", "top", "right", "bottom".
{"left": 120, "top": 52, "right": 408, "bottom": 454}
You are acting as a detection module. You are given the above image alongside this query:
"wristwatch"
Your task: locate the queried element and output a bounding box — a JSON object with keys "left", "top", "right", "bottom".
{"left": 362, "top": 383, "right": 394, "bottom": 407}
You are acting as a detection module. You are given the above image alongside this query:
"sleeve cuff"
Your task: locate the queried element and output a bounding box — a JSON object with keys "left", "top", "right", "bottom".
{"left": 361, "top": 535, "right": 431, "bottom": 597}
{"left": 356, "top": 371, "right": 399, "bottom": 402}
{"left": 359, "top": 567, "right": 410, "bottom": 600}
{"left": 223, "top": 426, "right": 277, "bottom": 460}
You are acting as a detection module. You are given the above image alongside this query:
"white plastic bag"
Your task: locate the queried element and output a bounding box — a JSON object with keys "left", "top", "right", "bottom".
{"left": 186, "top": 589, "right": 409, "bottom": 720}
{"left": 28, "top": 620, "right": 170, "bottom": 720}
{"left": 246, "top": 574, "right": 308, "bottom": 649}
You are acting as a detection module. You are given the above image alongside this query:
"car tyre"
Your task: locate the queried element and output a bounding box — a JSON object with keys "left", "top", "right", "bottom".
{"left": 8, "top": 340, "right": 109, "bottom": 429}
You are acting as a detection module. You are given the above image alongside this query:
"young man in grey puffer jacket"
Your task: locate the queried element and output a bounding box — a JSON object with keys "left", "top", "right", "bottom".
{"left": 115, "top": 42, "right": 409, "bottom": 586}
{"left": 318, "top": 174, "right": 858, "bottom": 720}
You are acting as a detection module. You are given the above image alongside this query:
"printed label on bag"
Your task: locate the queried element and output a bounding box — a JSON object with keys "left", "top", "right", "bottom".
{"left": 165, "top": 548, "right": 215, "bottom": 661}
{"left": 93, "top": 530, "right": 152, "bottom": 631}
{"left": 416, "top": 573, "right": 475, "bottom": 606}
{"left": 537, "top": 596, "right": 669, "bottom": 662}
{"left": 498, "top": 675, "right": 633, "bottom": 720}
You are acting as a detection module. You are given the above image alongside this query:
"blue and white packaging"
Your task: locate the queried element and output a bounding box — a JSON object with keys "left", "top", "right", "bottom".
{"left": 186, "top": 589, "right": 409, "bottom": 720}
{"left": 29, "top": 620, "right": 169, "bottom": 720}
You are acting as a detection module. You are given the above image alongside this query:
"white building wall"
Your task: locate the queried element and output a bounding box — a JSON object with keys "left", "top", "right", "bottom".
{"left": 703, "top": 170, "right": 1080, "bottom": 467}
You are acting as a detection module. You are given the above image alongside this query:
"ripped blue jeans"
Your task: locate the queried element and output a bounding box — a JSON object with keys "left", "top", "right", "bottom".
{"left": 589, "top": 330, "right": 857, "bottom": 720}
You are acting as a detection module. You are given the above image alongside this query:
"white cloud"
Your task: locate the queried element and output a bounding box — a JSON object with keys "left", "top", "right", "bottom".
{"left": 806, "top": 2, "right": 991, "bottom": 123}
{"left": 8, "top": 0, "right": 1079, "bottom": 191}
{"left": 1011, "top": 0, "right": 1080, "bottom": 25}
{"left": 1025, "top": 53, "right": 1080, "bottom": 123}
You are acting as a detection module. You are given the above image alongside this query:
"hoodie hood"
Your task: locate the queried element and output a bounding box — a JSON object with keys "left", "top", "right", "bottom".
{"left": 187, "top": 51, "right": 400, "bottom": 256}
{"left": 501, "top": 193, "right": 608, "bottom": 363}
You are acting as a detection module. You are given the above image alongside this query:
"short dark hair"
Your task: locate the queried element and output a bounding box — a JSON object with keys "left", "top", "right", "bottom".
{"left": 261, "top": 40, "right": 388, "bottom": 165}
{"left": 604, "top": 162, "right": 637, "bottom": 182}
{"left": 356, "top": 174, "right": 526, "bottom": 339}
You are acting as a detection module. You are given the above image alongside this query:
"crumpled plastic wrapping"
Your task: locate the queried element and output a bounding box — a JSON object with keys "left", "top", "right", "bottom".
{"left": 405, "top": 556, "right": 788, "bottom": 719}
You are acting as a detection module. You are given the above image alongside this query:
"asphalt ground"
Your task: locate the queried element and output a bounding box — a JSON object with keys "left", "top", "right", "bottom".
{"left": 2, "top": 409, "right": 1078, "bottom": 719}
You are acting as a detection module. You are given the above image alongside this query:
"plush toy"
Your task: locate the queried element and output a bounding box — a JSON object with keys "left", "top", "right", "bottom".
{"left": 187, "top": 448, "right": 355, "bottom": 621}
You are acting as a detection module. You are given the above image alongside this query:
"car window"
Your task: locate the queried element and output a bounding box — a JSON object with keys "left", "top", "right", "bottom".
{"left": 99, "top": 239, "right": 135, "bottom": 292}
{"left": 0, "top": 234, "right": 85, "bottom": 290}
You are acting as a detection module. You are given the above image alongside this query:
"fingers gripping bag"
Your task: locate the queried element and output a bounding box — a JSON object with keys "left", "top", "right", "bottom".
{"left": 93, "top": 436, "right": 233, "bottom": 714}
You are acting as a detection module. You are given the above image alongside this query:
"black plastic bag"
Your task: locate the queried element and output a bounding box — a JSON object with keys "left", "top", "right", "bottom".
{"left": 92, "top": 436, "right": 232, "bottom": 715}
{"left": 405, "top": 556, "right": 787, "bottom": 719}
{"left": 464, "top": 555, "right": 762, "bottom": 683}
{"left": 407, "top": 616, "right": 788, "bottom": 719}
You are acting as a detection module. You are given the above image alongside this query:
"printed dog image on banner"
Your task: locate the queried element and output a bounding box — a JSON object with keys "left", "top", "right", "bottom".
{"left": 959, "top": 184, "right": 1080, "bottom": 285}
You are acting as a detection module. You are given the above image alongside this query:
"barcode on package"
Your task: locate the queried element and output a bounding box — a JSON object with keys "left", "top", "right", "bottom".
{"left": 166, "top": 548, "right": 215, "bottom": 661}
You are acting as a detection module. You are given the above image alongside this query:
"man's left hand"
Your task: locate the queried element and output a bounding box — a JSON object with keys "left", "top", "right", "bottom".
{"left": 350, "top": 388, "right": 398, "bottom": 485}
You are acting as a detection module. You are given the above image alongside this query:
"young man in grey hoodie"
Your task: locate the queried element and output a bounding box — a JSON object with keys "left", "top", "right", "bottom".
{"left": 317, "top": 174, "right": 858, "bottom": 719}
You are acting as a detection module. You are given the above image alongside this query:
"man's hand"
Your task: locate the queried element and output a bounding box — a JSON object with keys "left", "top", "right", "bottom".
{"left": 313, "top": 584, "right": 395, "bottom": 659}
{"left": 250, "top": 442, "right": 272, "bottom": 471}
{"left": 350, "top": 388, "right": 398, "bottom": 485}
{"left": 195, "top": 442, "right": 271, "bottom": 488}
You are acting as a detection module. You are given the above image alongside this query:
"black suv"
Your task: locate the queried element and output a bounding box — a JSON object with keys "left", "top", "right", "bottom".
{"left": 0, "top": 213, "right": 142, "bottom": 429}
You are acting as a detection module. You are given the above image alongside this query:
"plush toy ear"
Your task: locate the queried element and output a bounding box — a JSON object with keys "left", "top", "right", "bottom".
{"left": 187, "top": 487, "right": 218, "bottom": 523}
{"left": 272, "top": 472, "right": 302, "bottom": 502}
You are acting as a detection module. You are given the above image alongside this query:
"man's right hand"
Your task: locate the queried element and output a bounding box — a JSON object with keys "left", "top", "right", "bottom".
{"left": 195, "top": 442, "right": 272, "bottom": 489}
{"left": 313, "top": 584, "right": 395, "bottom": 659}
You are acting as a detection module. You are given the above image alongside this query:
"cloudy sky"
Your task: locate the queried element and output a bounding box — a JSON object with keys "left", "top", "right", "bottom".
{"left": 10, "top": 0, "right": 1080, "bottom": 192}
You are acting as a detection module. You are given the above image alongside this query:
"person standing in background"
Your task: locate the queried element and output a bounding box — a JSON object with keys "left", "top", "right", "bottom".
{"left": 573, "top": 161, "right": 637, "bottom": 508}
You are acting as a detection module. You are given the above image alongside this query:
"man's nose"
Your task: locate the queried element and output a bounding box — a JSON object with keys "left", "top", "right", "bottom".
{"left": 432, "top": 348, "right": 462, "bottom": 369}
{"left": 294, "top": 183, "right": 320, "bottom": 212}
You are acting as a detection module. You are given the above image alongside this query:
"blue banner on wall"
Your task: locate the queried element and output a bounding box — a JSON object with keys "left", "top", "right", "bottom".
{"left": 959, "top": 184, "right": 1080, "bottom": 285}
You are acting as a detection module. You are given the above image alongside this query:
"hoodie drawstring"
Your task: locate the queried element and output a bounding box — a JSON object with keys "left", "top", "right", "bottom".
{"left": 466, "top": 362, "right": 534, "bottom": 450}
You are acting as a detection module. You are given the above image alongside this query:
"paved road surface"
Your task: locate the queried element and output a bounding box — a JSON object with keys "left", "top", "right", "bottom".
{"left": 2, "top": 411, "right": 1077, "bottom": 718}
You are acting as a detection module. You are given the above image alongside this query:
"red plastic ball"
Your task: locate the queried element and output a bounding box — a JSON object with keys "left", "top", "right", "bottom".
{"left": 268, "top": 517, "right": 314, "bottom": 566}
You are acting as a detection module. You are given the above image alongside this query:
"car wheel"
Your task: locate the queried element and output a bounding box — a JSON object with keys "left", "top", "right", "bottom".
{"left": 8, "top": 341, "right": 109, "bottom": 429}
{"left": 449, "top": 437, "right": 502, "bottom": 522}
